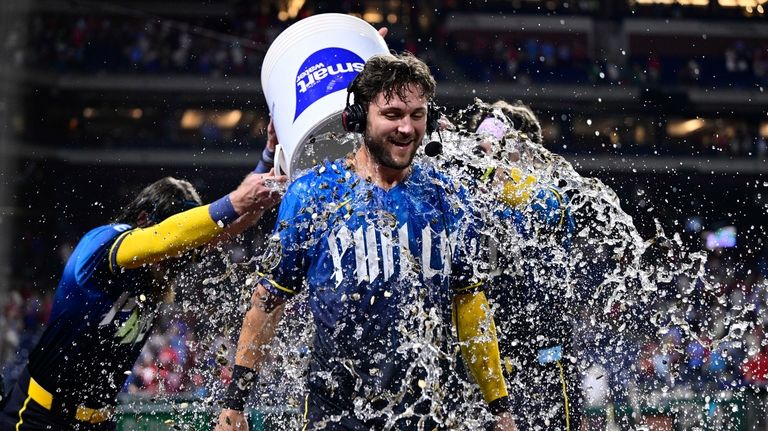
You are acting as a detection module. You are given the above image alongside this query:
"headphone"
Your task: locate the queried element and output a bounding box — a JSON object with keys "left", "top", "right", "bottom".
{"left": 341, "top": 75, "right": 440, "bottom": 136}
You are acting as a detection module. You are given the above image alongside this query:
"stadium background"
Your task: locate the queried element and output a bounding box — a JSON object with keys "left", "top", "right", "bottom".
{"left": 0, "top": 0, "right": 767, "bottom": 429}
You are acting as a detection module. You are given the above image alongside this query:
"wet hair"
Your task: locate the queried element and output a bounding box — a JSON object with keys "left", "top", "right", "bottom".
{"left": 490, "top": 100, "right": 543, "bottom": 145}
{"left": 462, "top": 99, "right": 543, "bottom": 145}
{"left": 115, "top": 177, "right": 202, "bottom": 225}
{"left": 351, "top": 52, "right": 436, "bottom": 109}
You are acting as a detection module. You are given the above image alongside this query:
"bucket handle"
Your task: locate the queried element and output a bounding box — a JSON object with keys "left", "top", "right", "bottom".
{"left": 273, "top": 144, "right": 286, "bottom": 177}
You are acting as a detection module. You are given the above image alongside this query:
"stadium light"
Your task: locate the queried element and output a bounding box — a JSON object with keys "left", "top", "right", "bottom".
{"left": 632, "top": 0, "right": 709, "bottom": 5}
{"left": 363, "top": 10, "right": 384, "bottom": 23}
{"left": 667, "top": 118, "right": 706, "bottom": 137}
{"left": 181, "top": 110, "right": 204, "bottom": 129}
{"left": 214, "top": 110, "right": 243, "bottom": 129}
{"left": 760, "top": 122, "right": 768, "bottom": 138}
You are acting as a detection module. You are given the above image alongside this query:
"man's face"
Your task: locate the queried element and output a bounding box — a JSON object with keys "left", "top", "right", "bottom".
{"left": 364, "top": 84, "right": 428, "bottom": 171}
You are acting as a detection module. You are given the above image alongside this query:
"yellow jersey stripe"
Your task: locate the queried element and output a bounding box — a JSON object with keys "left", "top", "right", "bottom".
{"left": 255, "top": 271, "right": 295, "bottom": 295}
{"left": 15, "top": 395, "right": 32, "bottom": 431}
{"left": 547, "top": 186, "right": 566, "bottom": 228}
{"left": 556, "top": 360, "right": 572, "bottom": 431}
{"left": 301, "top": 394, "right": 310, "bottom": 431}
{"left": 114, "top": 204, "right": 220, "bottom": 269}
{"left": 28, "top": 377, "right": 52, "bottom": 410}
{"left": 453, "top": 281, "right": 483, "bottom": 293}
{"left": 108, "top": 230, "right": 132, "bottom": 274}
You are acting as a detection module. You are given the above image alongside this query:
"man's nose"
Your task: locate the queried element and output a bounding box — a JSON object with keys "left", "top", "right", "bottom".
{"left": 397, "top": 116, "right": 415, "bottom": 135}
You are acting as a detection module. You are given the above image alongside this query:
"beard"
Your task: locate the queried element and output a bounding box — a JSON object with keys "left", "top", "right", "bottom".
{"left": 364, "top": 132, "right": 419, "bottom": 170}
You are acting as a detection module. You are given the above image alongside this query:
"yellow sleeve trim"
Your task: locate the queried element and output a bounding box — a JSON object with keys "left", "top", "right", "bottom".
{"left": 113, "top": 205, "right": 221, "bottom": 269}
{"left": 546, "top": 186, "right": 567, "bottom": 228}
{"left": 453, "top": 291, "right": 508, "bottom": 403}
{"left": 254, "top": 271, "right": 295, "bottom": 295}
{"left": 108, "top": 230, "right": 132, "bottom": 274}
{"left": 75, "top": 406, "right": 112, "bottom": 424}
{"left": 28, "top": 377, "right": 52, "bottom": 410}
{"left": 453, "top": 281, "right": 483, "bottom": 294}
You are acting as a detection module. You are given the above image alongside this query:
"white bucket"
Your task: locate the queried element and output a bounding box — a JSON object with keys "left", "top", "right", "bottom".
{"left": 261, "top": 13, "right": 389, "bottom": 179}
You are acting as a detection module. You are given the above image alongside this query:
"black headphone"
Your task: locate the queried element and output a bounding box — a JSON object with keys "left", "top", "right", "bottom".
{"left": 341, "top": 76, "right": 439, "bottom": 136}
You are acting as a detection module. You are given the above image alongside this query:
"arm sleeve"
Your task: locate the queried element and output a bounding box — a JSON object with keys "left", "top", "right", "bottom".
{"left": 531, "top": 186, "right": 576, "bottom": 250}
{"left": 500, "top": 168, "right": 537, "bottom": 209}
{"left": 453, "top": 290, "right": 509, "bottom": 405}
{"left": 110, "top": 199, "right": 237, "bottom": 271}
{"left": 258, "top": 181, "right": 313, "bottom": 298}
{"left": 254, "top": 147, "right": 275, "bottom": 174}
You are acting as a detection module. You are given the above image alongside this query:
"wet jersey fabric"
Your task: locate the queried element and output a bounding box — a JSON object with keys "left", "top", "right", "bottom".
{"left": 486, "top": 186, "right": 581, "bottom": 430}
{"left": 490, "top": 185, "right": 575, "bottom": 348}
{"left": 26, "top": 224, "right": 157, "bottom": 414}
{"left": 261, "top": 158, "right": 480, "bottom": 424}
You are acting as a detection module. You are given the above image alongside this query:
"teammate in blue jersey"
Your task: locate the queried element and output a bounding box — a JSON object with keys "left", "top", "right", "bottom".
{"left": 216, "top": 53, "right": 517, "bottom": 431}
{"left": 464, "top": 100, "right": 582, "bottom": 431}
{"left": 0, "top": 172, "right": 285, "bottom": 431}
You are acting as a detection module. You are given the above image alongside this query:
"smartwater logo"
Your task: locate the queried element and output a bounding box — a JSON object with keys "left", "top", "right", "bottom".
{"left": 294, "top": 47, "right": 364, "bottom": 121}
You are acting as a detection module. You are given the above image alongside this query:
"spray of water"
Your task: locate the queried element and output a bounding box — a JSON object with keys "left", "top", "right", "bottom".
{"left": 156, "top": 99, "right": 761, "bottom": 429}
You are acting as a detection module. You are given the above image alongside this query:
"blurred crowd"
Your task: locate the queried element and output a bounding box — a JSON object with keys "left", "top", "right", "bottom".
{"left": 4, "top": 11, "right": 283, "bottom": 77}
{"left": 2, "top": 4, "right": 767, "bottom": 428}
{"left": 630, "top": 39, "right": 768, "bottom": 89}
{"left": 3, "top": 10, "right": 766, "bottom": 159}
{"left": 1, "top": 222, "right": 263, "bottom": 400}
{"left": 2, "top": 8, "right": 765, "bottom": 90}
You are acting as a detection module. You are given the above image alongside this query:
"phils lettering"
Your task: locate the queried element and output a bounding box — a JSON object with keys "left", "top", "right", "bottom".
{"left": 327, "top": 223, "right": 455, "bottom": 287}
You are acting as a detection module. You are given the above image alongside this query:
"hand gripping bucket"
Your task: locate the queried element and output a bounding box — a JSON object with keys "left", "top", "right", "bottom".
{"left": 261, "top": 13, "right": 389, "bottom": 179}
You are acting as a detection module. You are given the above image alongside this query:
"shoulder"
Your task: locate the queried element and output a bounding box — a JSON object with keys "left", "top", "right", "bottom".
{"left": 534, "top": 186, "right": 568, "bottom": 210}
{"left": 287, "top": 159, "right": 347, "bottom": 194}
{"left": 414, "top": 163, "right": 472, "bottom": 206}
{"left": 423, "top": 162, "right": 468, "bottom": 188}
{"left": 75, "top": 224, "right": 132, "bottom": 264}
{"left": 80, "top": 224, "right": 132, "bottom": 249}
{"left": 277, "top": 159, "right": 351, "bottom": 219}
{"left": 68, "top": 224, "right": 132, "bottom": 281}
{"left": 284, "top": 159, "right": 354, "bottom": 205}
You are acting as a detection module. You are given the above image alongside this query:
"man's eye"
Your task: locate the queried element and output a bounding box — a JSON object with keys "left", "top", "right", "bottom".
{"left": 412, "top": 113, "right": 426, "bottom": 120}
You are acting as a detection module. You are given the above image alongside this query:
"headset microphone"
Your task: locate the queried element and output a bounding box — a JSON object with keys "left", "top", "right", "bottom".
{"left": 425, "top": 140, "right": 442, "bottom": 157}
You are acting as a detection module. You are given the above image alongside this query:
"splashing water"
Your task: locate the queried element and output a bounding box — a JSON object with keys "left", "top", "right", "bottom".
{"left": 164, "top": 99, "right": 761, "bottom": 429}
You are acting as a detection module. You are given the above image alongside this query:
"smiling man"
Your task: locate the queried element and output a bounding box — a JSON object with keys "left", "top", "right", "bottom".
{"left": 216, "top": 53, "right": 517, "bottom": 431}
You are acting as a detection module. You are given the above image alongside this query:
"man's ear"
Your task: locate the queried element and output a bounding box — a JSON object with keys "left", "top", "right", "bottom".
{"left": 136, "top": 210, "right": 152, "bottom": 228}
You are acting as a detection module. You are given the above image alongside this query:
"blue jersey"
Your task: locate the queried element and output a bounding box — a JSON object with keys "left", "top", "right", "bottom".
{"left": 27, "top": 224, "right": 160, "bottom": 412}
{"left": 261, "top": 158, "right": 479, "bottom": 408}
{"left": 488, "top": 185, "right": 576, "bottom": 352}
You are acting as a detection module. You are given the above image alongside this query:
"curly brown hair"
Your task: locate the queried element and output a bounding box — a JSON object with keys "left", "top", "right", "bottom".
{"left": 350, "top": 52, "right": 436, "bottom": 108}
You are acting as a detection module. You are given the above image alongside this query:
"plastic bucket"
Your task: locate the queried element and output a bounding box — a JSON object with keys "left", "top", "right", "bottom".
{"left": 261, "top": 13, "right": 389, "bottom": 179}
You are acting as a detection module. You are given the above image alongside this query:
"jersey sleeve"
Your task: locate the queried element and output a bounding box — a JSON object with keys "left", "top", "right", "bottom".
{"left": 74, "top": 225, "right": 131, "bottom": 287}
{"left": 110, "top": 201, "right": 239, "bottom": 271}
{"left": 531, "top": 186, "right": 575, "bottom": 249}
{"left": 258, "top": 179, "right": 315, "bottom": 299}
{"left": 441, "top": 180, "right": 486, "bottom": 295}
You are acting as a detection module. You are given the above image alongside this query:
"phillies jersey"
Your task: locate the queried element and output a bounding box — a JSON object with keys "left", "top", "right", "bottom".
{"left": 261, "top": 158, "right": 480, "bottom": 411}
{"left": 27, "top": 224, "right": 160, "bottom": 412}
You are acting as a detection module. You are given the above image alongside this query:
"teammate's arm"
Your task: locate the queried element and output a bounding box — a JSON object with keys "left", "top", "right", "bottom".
{"left": 453, "top": 288, "right": 518, "bottom": 431}
{"left": 215, "top": 284, "right": 285, "bottom": 431}
{"left": 111, "top": 172, "right": 285, "bottom": 270}
{"left": 216, "top": 182, "right": 310, "bottom": 431}
{"left": 253, "top": 121, "right": 278, "bottom": 174}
